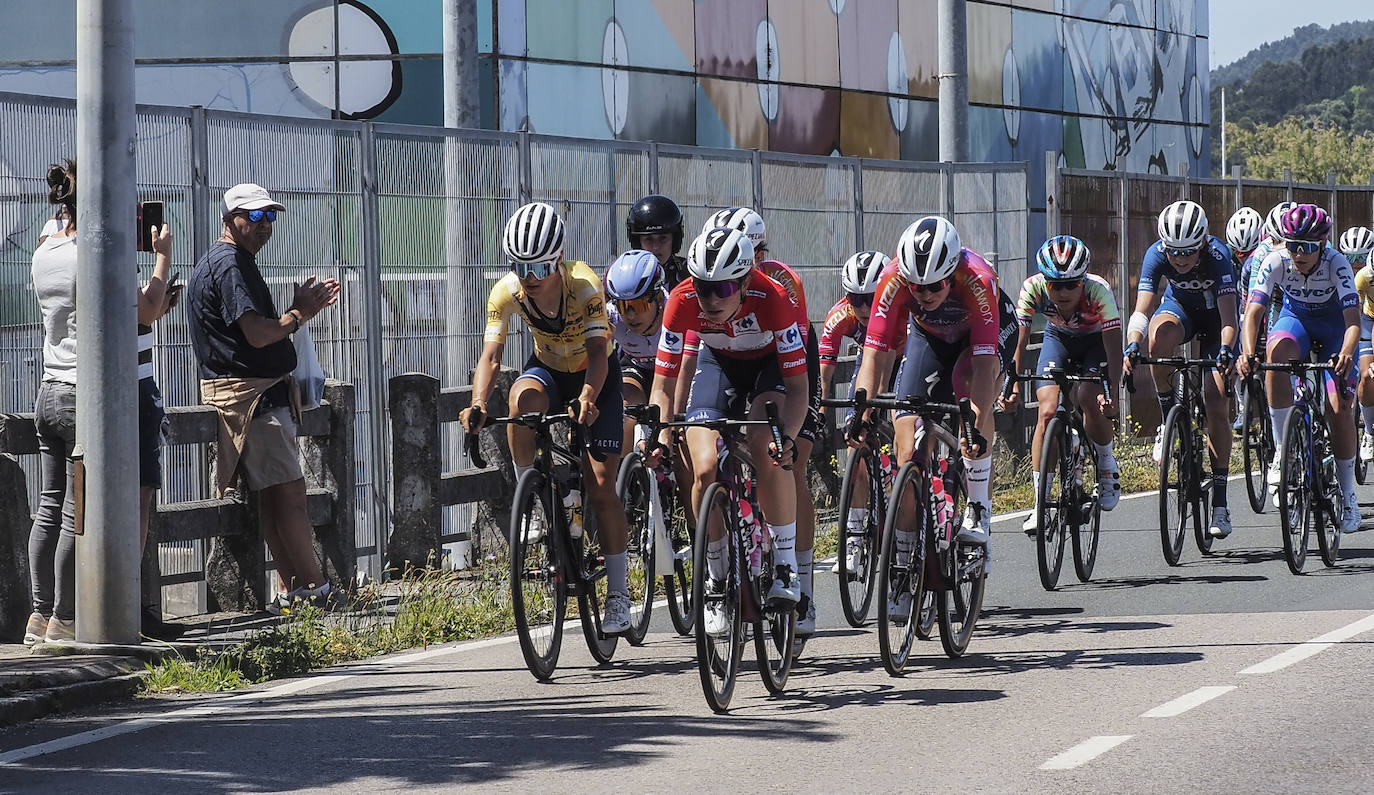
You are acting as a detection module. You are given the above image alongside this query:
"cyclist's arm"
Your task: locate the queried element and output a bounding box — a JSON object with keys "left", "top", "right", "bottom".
{"left": 1342, "top": 305, "right": 1362, "bottom": 360}
{"left": 1241, "top": 300, "right": 1267, "bottom": 360}
{"left": 1127, "top": 287, "right": 1160, "bottom": 346}
{"left": 463, "top": 339, "right": 504, "bottom": 432}
{"left": 967, "top": 354, "right": 999, "bottom": 451}
{"left": 581, "top": 335, "right": 609, "bottom": 404}
{"left": 1217, "top": 292, "right": 1239, "bottom": 349}
{"left": 781, "top": 372, "right": 810, "bottom": 442}
{"left": 1102, "top": 326, "right": 1123, "bottom": 397}
{"left": 1002, "top": 324, "right": 1032, "bottom": 407}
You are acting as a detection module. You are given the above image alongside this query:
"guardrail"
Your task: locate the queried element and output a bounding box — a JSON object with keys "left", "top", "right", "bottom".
{"left": 0, "top": 381, "right": 356, "bottom": 639}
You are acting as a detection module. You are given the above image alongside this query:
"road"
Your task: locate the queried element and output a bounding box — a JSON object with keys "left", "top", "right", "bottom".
{"left": 2, "top": 479, "right": 1373, "bottom": 793}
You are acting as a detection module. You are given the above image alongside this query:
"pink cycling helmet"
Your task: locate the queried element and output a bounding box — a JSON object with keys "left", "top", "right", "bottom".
{"left": 1279, "top": 204, "right": 1332, "bottom": 242}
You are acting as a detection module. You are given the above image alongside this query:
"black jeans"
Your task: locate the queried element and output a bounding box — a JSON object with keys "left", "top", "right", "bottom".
{"left": 29, "top": 379, "right": 77, "bottom": 621}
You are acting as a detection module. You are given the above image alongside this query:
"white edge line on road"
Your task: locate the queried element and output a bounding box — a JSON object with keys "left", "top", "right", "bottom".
{"left": 991, "top": 474, "right": 1245, "bottom": 523}
{"left": 1239, "top": 611, "right": 1374, "bottom": 676}
{"left": 1139, "top": 685, "right": 1236, "bottom": 718}
{"left": 0, "top": 598, "right": 674, "bottom": 766}
{"left": 1040, "top": 735, "right": 1133, "bottom": 771}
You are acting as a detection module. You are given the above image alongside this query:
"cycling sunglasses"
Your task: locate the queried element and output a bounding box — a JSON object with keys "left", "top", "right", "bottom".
{"left": 1285, "top": 239, "right": 1323, "bottom": 255}
{"left": 510, "top": 259, "right": 556, "bottom": 279}
{"left": 912, "top": 278, "right": 949, "bottom": 295}
{"left": 238, "top": 209, "right": 277, "bottom": 224}
{"left": 846, "top": 292, "right": 873, "bottom": 308}
{"left": 1163, "top": 245, "right": 1200, "bottom": 258}
{"left": 612, "top": 294, "right": 659, "bottom": 315}
{"left": 693, "top": 277, "right": 745, "bottom": 300}
{"left": 1048, "top": 279, "right": 1082, "bottom": 291}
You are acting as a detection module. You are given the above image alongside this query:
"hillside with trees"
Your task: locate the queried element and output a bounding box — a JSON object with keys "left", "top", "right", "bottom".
{"left": 1212, "top": 20, "right": 1374, "bottom": 86}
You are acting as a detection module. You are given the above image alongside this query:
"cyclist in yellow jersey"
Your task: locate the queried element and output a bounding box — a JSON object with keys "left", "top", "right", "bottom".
{"left": 1342, "top": 226, "right": 1374, "bottom": 462}
{"left": 462, "top": 202, "right": 632, "bottom": 634}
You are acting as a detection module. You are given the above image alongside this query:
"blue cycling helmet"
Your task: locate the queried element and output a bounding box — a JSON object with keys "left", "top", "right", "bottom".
{"left": 1036, "top": 235, "right": 1091, "bottom": 280}
{"left": 605, "top": 249, "right": 664, "bottom": 300}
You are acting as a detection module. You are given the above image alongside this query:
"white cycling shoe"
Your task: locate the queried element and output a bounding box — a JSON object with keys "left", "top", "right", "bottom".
{"left": 1022, "top": 511, "right": 1038, "bottom": 537}
{"left": 955, "top": 504, "right": 991, "bottom": 545}
{"left": 1207, "top": 506, "right": 1232, "bottom": 539}
{"left": 601, "top": 592, "right": 631, "bottom": 635}
{"left": 1268, "top": 464, "right": 1282, "bottom": 509}
{"left": 1151, "top": 425, "right": 1166, "bottom": 464}
{"left": 1341, "top": 492, "right": 1364, "bottom": 534}
{"left": 1361, "top": 433, "right": 1374, "bottom": 463}
{"left": 703, "top": 580, "right": 731, "bottom": 637}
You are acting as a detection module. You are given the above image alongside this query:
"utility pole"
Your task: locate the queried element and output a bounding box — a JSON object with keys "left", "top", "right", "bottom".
{"left": 1220, "top": 86, "right": 1227, "bottom": 178}
{"left": 75, "top": 0, "right": 140, "bottom": 645}
{"left": 938, "top": 0, "right": 969, "bottom": 162}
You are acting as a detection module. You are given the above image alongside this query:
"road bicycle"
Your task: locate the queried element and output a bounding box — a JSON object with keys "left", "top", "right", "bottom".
{"left": 1238, "top": 369, "right": 1275, "bottom": 513}
{"left": 1132, "top": 355, "right": 1226, "bottom": 566}
{"left": 1006, "top": 367, "right": 1109, "bottom": 590}
{"left": 618, "top": 403, "right": 696, "bottom": 640}
{"left": 467, "top": 409, "right": 639, "bottom": 680}
{"left": 820, "top": 394, "right": 898, "bottom": 627}
{"left": 1258, "top": 359, "right": 1344, "bottom": 572}
{"left": 850, "top": 390, "right": 988, "bottom": 674}
{"left": 670, "top": 404, "right": 796, "bottom": 713}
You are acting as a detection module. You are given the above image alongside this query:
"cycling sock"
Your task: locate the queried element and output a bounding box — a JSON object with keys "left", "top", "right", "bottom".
{"left": 1157, "top": 390, "right": 1176, "bottom": 418}
{"left": 1031, "top": 469, "right": 1042, "bottom": 502}
{"left": 797, "top": 548, "right": 813, "bottom": 599}
{"left": 1337, "top": 457, "right": 1356, "bottom": 495}
{"left": 1270, "top": 406, "right": 1292, "bottom": 453}
{"left": 963, "top": 455, "right": 993, "bottom": 515}
{"left": 1363, "top": 404, "right": 1374, "bottom": 436}
{"left": 895, "top": 529, "right": 917, "bottom": 566}
{"left": 769, "top": 522, "right": 798, "bottom": 572}
{"left": 707, "top": 536, "right": 728, "bottom": 581}
{"left": 513, "top": 463, "right": 534, "bottom": 483}
{"left": 1094, "top": 440, "right": 1115, "bottom": 470}
{"left": 604, "top": 551, "right": 628, "bottom": 596}
{"left": 846, "top": 507, "right": 867, "bottom": 532}
{"left": 1212, "top": 469, "right": 1228, "bottom": 508}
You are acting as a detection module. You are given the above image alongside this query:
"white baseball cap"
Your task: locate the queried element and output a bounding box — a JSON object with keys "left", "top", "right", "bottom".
{"left": 223, "top": 183, "right": 286, "bottom": 214}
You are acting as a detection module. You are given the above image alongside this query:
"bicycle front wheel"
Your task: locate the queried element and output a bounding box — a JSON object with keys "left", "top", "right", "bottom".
{"left": 754, "top": 582, "right": 796, "bottom": 694}
{"left": 937, "top": 459, "right": 986, "bottom": 659}
{"left": 509, "top": 469, "right": 567, "bottom": 681}
{"left": 1073, "top": 438, "right": 1102, "bottom": 583}
{"left": 661, "top": 479, "right": 695, "bottom": 636}
{"left": 1158, "top": 406, "right": 1190, "bottom": 567}
{"left": 1035, "top": 418, "right": 1069, "bottom": 591}
{"left": 578, "top": 524, "right": 619, "bottom": 666}
{"left": 1278, "top": 409, "right": 1312, "bottom": 575}
{"left": 614, "top": 454, "right": 656, "bottom": 646}
{"left": 1316, "top": 485, "right": 1341, "bottom": 568}
{"left": 1358, "top": 424, "right": 1368, "bottom": 485}
{"left": 876, "top": 461, "right": 924, "bottom": 676}
{"left": 1242, "top": 386, "right": 1271, "bottom": 514}
{"left": 836, "top": 446, "right": 881, "bottom": 626}
{"left": 693, "top": 482, "right": 741, "bottom": 713}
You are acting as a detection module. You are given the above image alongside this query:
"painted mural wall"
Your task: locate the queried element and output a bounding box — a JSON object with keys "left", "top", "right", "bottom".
{"left": 0, "top": 0, "right": 1208, "bottom": 175}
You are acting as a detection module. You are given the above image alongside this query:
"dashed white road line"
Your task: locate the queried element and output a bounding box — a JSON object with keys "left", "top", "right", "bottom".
{"left": 1140, "top": 685, "right": 1236, "bottom": 718}
{"left": 1239, "top": 611, "right": 1374, "bottom": 675}
{"left": 1040, "top": 735, "right": 1134, "bottom": 770}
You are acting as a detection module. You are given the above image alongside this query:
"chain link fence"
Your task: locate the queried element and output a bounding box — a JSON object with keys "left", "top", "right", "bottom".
{"left": 0, "top": 91, "right": 1028, "bottom": 611}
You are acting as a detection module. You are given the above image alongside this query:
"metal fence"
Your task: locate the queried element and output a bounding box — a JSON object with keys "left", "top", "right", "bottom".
{"left": 0, "top": 90, "right": 1028, "bottom": 611}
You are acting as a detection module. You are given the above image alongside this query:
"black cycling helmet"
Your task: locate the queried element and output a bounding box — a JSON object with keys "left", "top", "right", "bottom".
{"left": 626, "top": 194, "right": 685, "bottom": 253}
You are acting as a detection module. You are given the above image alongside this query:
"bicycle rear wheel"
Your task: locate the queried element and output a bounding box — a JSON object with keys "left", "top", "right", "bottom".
{"left": 1316, "top": 488, "right": 1341, "bottom": 568}
{"left": 1158, "top": 406, "right": 1190, "bottom": 567}
{"left": 614, "top": 454, "right": 656, "bottom": 646}
{"left": 1358, "top": 424, "right": 1368, "bottom": 485}
{"left": 1035, "top": 418, "right": 1069, "bottom": 591}
{"left": 915, "top": 591, "right": 937, "bottom": 640}
{"left": 693, "top": 482, "right": 741, "bottom": 712}
{"left": 578, "top": 519, "right": 620, "bottom": 665}
{"left": 754, "top": 575, "right": 796, "bottom": 694}
{"left": 1242, "top": 386, "right": 1271, "bottom": 513}
{"left": 937, "top": 460, "right": 985, "bottom": 659}
{"left": 1278, "top": 409, "right": 1312, "bottom": 575}
{"left": 1192, "top": 430, "right": 1214, "bottom": 557}
{"left": 877, "top": 461, "right": 924, "bottom": 676}
{"left": 836, "top": 446, "right": 881, "bottom": 626}
{"left": 1073, "top": 441, "right": 1102, "bottom": 583}
{"left": 509, "top": 469, "right": 567, "bottom": 681}
{"left": 661, "top": 480, "right": 695, "bottom": 636}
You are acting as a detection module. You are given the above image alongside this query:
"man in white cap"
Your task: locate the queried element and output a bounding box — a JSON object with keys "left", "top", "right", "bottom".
{"left": 186, "top": 183, "right": 342, "bottom": 612}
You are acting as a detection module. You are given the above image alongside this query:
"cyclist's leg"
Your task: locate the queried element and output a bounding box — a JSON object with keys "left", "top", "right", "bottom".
{"left": 887, "top": 330, "right": 943, "bottom": 575}
{"left": 1265, "top": 312, "right": 1307, "bottom": 450}
{"left": 620, "top": 353, "right": 650, "bottom": 448}
{"left": 1031, "top": 329, "right": 1073, "bottom": 478}
{"left": 1358, "top": 314, "right": 1374, "bottom": 448}
{"left": 1147, "top": 300, "right": 1189, "bottom": 416}
{"left": 745, "top": 357, "right": 800, "bottom": 587}
{"left": 951, "top": 348, "right": 996, "bottom": 539}
{"left": 506, "top": 358, "right": 558, "bottom": 479}
{"left": 585, "top": 356, "right": 627, "bottom": 555}
{"left": 1312, "top": 319, "right": 1359, "bottom": 523}
{"left": 1193, "top": 316, "right": 1233, "bottom": 509}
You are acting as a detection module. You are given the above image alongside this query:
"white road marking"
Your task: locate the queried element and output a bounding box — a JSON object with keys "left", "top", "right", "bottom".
{"left": 1040, "top": 735, "right": 1133, "bottom": 770}
{"left": 1239, "top": 611, "right": 1374, "bottom": 676}
{"left": 992, "top": 474, "right": 1244, "bottom": 523}
{"left": 1140, "top": 685, "right": 1236, "bottom": 718}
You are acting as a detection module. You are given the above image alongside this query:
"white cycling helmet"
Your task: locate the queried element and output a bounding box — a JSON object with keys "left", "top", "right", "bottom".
{"left": 1157, "top": 200, "right": 1208, "bottom": 250}
{"left": 1264, "top": 201, "right": 1296, "bottom": 241}
{"left": 687, "top": 226, "right": 756, "bottom": 282}
{"left": 841, "top": 250, "right": 890, "bottom": 294}
{"left": 896, "top": 216, "right": 962, "bottom": 285}
{"left": 1225, "top": 207, "right": 1263, "bottom": 254}
{"left": 503, "top": 201, "right": 565, "bottom": 264}
{"left": 1340, "top": 226, "right": 1374, "bottom": 259}
{"left": 703, "top": 207, "right": 767, "bottom": 251}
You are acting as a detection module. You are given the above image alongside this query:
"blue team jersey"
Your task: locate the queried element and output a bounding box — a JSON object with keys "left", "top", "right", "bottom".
{"left": 1137, "top": 235, "right": 1237, "bottom": 312}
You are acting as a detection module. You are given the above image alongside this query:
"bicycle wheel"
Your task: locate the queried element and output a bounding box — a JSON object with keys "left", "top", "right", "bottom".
{"left": 509, "top": 469, "right": 567, "bottom": 681}
{"left": 661, "top": 480, "right": 695, "bottom": 636}
{"left": 578, "top": 516, "right": 619, "bottom": 665}
{"left": 937, "top": 459, "right": 985, "bottom": 659}
{"left": 1241, "top": 385, "right": 1271, "bottom": 514}
{"left": 1316, "top": 484, "right": 1341, "bottom": 568}
{"left": 1358, "top": 425, "right": 1368, "bottom": 485}
{"left": 1192, "top": 424, "right": 1214, "bottom": 557}
{"left": 1035, "top": 418, "right": 1069, "bottom": 591}
{"left": 914, "top": 591, "right": 937, "bottom": 640}
{"left": 836, "top": 446, "right": 881, "bottom": 626}
{"left": 1157, "top": 405, "right": 1190, "bottom": 567}
{"left": 876, "top": 461, "right": 924, "bottom": 676}
{"left": 754, "top": 568, "right": 796, "bottom": 694}
{"left": 1277, "top": 409, "right": 1312, "bottom": 575}
{"left": 693, "top": 482, "right": 741, "bottom": 713}
{"left": 615, "top": 454, "right": 656, "bottom": 646}
{"left": 1072, "top": 437, "right": 1101, "bottom": 583}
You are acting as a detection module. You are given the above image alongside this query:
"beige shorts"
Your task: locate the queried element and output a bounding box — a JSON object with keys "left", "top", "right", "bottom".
{"left": 239, "top": 406, "right": 304, "bottom": 490}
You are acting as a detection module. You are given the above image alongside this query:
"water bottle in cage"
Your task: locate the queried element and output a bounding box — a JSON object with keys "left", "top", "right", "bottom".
{"left": 930, "top": 458, "right": 956, "bottom": 548}
{"left": 1069, "top": 428, "right": 1083, "bottom": 488}
{"left": 740, "top": 479, "right": 764, "bottom": 578}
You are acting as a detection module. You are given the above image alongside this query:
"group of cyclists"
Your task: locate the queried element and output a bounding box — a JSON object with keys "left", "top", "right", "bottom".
{"left": 460, "top": 188, "right": 1374, "bottom": 664}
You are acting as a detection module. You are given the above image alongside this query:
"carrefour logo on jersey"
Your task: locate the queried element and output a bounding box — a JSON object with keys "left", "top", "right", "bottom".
{"left": 732, "top": 313, "right": 759, "bottom": 334}
{"left": 662, "top": 330, "right": 682, "bottom": 350}
{"left": 777, "top": 324, "right": 803, "bottom": 353}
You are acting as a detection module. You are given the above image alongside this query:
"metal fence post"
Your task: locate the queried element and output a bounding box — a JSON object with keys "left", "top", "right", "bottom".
{"left": 853, "top": 158, "right": 865, "bottom": 250}
{"left": 359, "top": 122, "right": 390, "bottom": 573}
{"left": 1045, "top": 150, "right": 1059, "bottom": 234}
{"left": 648, "top": 140, "right": 659, "bottom": 194}
{"left": 942, "top": 162, "right": 955, "bottom": 216}
{"left": 1328, "top": 171, "right": 1338, "bottom": 228}
{"left": 1117, "top": 170, "right": 1131, "bottom": 423}
{"left": 752, "top": 149, "right": 763, "bottom": 211}
{"left": 1284, "top": 168, "right": 1293, "bottom": 201}
{"left": 607, "top": 147, "right": 618, "bottom": 261}
{"left": 1232, "top": 164, "right": 1243, "bottom": 211}
{"left": 189, "top": 105, "right": 211, "bottom": 266}
{"left": 518, "top": 129, "right": 532, "bottom": 203}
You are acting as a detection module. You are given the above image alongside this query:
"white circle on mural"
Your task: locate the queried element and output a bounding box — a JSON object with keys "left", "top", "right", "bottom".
{"left": 1186, "top": 73, "right": 1204, "bottom": 157}
{"left": 602, "top": 19, "right": 629, "bottom": 135}
{"left": 1002, "top": 47, "right": 1021, "bottom": 144}
{"left": 887, "top": 32, "right": 908, "bottom": 132}
{"left": 286, "top": 2, "right": 400, "bottom": 119}
{"left": 757, "top": 20, "right": 779, "bottom": 121}
{"left": 829, "top": 0, "right": 846, "bottom": 14}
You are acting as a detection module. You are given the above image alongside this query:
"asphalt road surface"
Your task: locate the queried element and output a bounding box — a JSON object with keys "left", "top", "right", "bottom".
{"left": 3, "top": 476, "right": 1372, "bottom": 793}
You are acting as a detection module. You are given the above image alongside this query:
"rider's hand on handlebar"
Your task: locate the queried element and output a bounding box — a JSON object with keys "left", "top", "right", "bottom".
{"left": 1334, "top": 352, "right": 1354, "bottom": 380}
{"left": 997, "top": 387, "right": 1021, "bottom": 413}
{"left": 572, "top": 390, "right": 599, "bottom": 426}
{"left": 1237, "top": 352, "right": 1255, "bottom": 380}
{"left": 1099, "top": 392, "right": 1119, "bottom": 419}
{"left": 769, "top": 434, "right": 797, "bottom": 469}
{"left": 1215, "top": 343, "right": 1236, "bottom": 374}
{"left": 1123, "top": 341, "right": 1141, "bottom": 375}
{"left": 459, "top": 404, "right": 486, "bottom": 434}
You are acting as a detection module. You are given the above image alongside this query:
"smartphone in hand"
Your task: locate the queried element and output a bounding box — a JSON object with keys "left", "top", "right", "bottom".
{"left": 138, "top": 201, "right": 164, "bottom": 252}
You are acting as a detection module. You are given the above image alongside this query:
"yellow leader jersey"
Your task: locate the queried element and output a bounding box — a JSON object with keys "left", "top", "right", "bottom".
{"left": 484, "top": 260, "right": 609, "bottom": 372}
{"left": 1356, "top": 264, "right": 1374, "bottom": 319}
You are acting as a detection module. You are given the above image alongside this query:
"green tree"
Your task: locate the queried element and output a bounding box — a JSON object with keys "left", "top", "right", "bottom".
{"left": 1226, "top": 118, "right": 1374, "bottom": 183}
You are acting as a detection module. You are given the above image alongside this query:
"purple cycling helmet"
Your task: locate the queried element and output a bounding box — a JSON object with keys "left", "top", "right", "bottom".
{"left": 1279, "top": 204, "right": 1332, "bottom": 242}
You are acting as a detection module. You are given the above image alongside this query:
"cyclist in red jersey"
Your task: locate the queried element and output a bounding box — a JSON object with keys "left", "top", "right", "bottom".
{"left": 649, "top": 226, "right": 809, "bottom": 632}
{"left": 855, "top": 217, "right": 1014, "bottom": 613}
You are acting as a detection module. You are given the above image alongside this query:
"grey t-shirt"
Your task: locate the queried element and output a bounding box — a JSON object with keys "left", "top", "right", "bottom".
{"left": 31, "top": 233, "right": 78, "bottom": 384}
